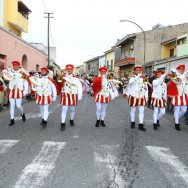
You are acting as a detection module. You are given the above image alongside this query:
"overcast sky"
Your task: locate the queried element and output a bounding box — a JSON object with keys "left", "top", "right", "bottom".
{"left": 22, "top": 0, "right": 188, "bottom": 68}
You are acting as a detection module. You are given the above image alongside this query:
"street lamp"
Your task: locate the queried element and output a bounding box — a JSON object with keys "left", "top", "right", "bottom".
{"left": 120, "top": 20, "right": 146, "bottom": 67}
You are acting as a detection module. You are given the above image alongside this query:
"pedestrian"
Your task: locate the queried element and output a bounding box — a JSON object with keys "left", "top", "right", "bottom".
{"left": 92, "top": 66, "right": 116, "bottom": 127}
{"left": 2, "top": 61, "right": 28, "bottom": 126}
{"left": 151, "top": 70, "right": 167, "bottom": 130}
{"left": 167, "top": 64, "right": 188, "bottom": 131}
{"left": 30, "top": 67, "right": 57, "bottom": 128}
{"left": 0, "top": 72, "right": 6, "bottom": 110}
{"left": 59, "top": 64, "right": 82, "bottom": 131}
{"left": 126, "top": 65, "right": 148, "bottom": 131}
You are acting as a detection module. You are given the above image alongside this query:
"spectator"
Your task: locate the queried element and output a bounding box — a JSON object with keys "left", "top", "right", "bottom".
{"left": 185, "top": 106, "right": 188, "bottom": 125}
{"left": 0, "top": 61, "right": 7, "bottom": 110}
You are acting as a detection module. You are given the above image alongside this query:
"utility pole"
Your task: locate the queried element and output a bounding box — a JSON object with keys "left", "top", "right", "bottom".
{"left": 44, "top": 12, "right": 54, "bottom": 68}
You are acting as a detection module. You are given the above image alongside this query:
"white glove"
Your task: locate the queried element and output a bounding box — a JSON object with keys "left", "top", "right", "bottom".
{"left": 23, "top": 91, "right": 27, "bottom": 97}
{"left": 52, "top": 96, "right": 56, "bottom": 102}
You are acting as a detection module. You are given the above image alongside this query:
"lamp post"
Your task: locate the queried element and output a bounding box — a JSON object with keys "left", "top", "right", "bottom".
{"left": 120, "top": 20, "right": 146, "bottom": 67}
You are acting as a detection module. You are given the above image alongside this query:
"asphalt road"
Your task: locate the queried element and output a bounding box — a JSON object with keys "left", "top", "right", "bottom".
{"left": 0, "top": 95, "right": 188, "bottom": 188}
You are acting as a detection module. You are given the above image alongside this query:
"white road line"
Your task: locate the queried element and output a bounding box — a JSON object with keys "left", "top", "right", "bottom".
{"left": 14, "top": 104, "right": 59, "bottom": 120}
{"left": 146, "top": 146, "right": 188, "bottom": 188}
{"left": 13, "top": 141, "right": 66, "bottom": 188}
{"left": 0, "top": 140, "right": 19, "bottom": 154}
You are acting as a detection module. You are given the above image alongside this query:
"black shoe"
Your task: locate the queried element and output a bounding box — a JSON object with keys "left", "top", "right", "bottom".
{"left": 61, "top": 123, "right": 66, "bottom": 131}
{"left": 157, "top": 119, "right": 160, "bottom": 127}
{"left": 95, "top": 120, "right": 100, "bottom": 127}
{"left": 100, "top": 120, "right": 106, "bottom": 127}
{"left": 131, "top": 122, "right": 135, "bottom": 129}
{"left": 153, "top": 123, "right": 158, "bottom": 130}
{"left": 9, "top": 119, "right": 14, "bottom": 126}
{"left": 70, "top": 120, "right": 75, "bottom": 126}
{"left": 42, "top": 120, "right": 47, "bottom": 128}
{"left": 175, "top": 123, "right": 181, "bottom": 131}
{"left": 40, "top": 119, "right": 44, "bottom": 125}
{"left": 138, "top": 123, "right": 146, "bottom": 131}
{"left": 21, "top": 113, "right": 26, "bottom": 122}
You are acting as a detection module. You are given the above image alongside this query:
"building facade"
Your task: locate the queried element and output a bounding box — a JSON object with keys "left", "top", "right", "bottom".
{"left": 115, "top": 22, "right": 188, "bottom": 77}
{"left": 0, "top": 26, "right": 47, "bottom": 71}
{"left": 30, "top": 43, "right": 56, "bottom": 67}
{"left": 0, "top": 0, "right": 31, "bottom": 37}
{"left": 145, "top": 33, "right": 188, "bottom": 73}
{"left": 84, "top": 56, "right": 99, "bottom": 76}
{"left": 99, "top": 55, "right": 106, "bottom": 68}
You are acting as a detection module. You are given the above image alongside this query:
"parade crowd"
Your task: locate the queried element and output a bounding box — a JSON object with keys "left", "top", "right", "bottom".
{"left": 0, "top": 60, "right": 188, "bottom": 131}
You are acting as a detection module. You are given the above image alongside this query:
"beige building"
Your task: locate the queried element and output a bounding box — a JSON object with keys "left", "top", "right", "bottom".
{"left": 104, "top": 47, "right": 121, "bottom": 78}
{"left": 115, "top": 22, "right": 188, "bottom": 77}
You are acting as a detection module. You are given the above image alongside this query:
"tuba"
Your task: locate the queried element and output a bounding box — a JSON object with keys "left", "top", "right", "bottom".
{"left": 2, "top": 68, "right": 14, "bottom": 81}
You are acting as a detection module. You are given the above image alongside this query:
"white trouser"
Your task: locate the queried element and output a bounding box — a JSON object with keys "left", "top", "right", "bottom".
{"left": 9, "top": 98, "right": 23, "bottom": 119}
{"left": 153, "top": 107, "right": 165, "bottom": 124}
{"left": 130, "top": 106, "right": 145, "bottom": 124}
{"left": 174, "top": 105, "right": 187, "bottom": 124}
{"left": 39, "top": 104, "right": 49, "bottom": 121}
{"left": 61, "top": 106, "right": 75, "bottom": 123}
{"left": 96, "top": 102, "right": 108, "bottom": 120}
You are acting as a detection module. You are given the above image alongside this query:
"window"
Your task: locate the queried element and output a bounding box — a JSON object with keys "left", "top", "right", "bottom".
{"left": 36, "top": 65, "right": 39, "bottom": 72}
{"left": 106, "top": 60, "right": 109, "bottom": 69}
{"left": 111, "top": 59, "right": 113, "bottom": 71}
{"left": 88, "top": 64, "right": 90, "bottom": 71}
{"left": 177, "top": 37, "right": 187, "bottom": 45}
{"left": 169, "top": 48, "right": 175, "bottom": 57}
{"left": 0, "top": 54, "right": 6, "bottom": 59}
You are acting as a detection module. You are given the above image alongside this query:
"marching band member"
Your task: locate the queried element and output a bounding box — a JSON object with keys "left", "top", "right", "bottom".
{"left": 92, "top": 66, "right": 116, "bottom": 127}
{"left": 33, "top": 67, "right": 57, "bottom": 128}
{"left": 167, "top": 64, "right": 188, "bottom": 131}
{"left": 151, "top": 70, "right": 167, "bottom": 130}
{"left": 127, "top": 65, "right": 148, "bottom": 131}
{"left": 3, "top": 61, "right": 28, "bottom": 126}
{"left": 60, "top": 64, "right": 82, "bottom": 131}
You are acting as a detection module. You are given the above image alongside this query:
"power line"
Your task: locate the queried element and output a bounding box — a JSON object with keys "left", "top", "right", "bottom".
{"left": 42, "top": 0, "right": 48, "bottom": 11}
{"left": 50, "top": 24, "right": 54, "bottom": 47}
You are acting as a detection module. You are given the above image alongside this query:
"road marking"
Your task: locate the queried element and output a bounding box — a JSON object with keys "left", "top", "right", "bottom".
{"left": 14, "top": 104, "right": 59, "bottom": 120}
{"left": 0, "top": 140, "right": 19, "bottom": 154}
{"left": 146, "top": 146, "right": 188, "bottom": 187}
{"left": 73, "top": 135, "right": 79, "bottom": 139}
{"left": 13, "top": 141, "right": 66, "bottom": 188}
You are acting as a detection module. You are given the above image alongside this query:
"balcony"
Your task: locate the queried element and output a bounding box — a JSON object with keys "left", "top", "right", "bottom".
{"left": 7, "top": 1, "right": 31, "bottom": 33}
{"left": 8, "top": 12, "right": 29, "bottom": 33}
{"left": 115, "top": 56, "right": 135, "bottom": 67}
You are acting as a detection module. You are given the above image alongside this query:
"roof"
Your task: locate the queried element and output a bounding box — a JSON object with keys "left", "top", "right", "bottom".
{"left": 145, "top": 54, "right": 188, "bottom": 67}
{"left": 104, "top": 47, "right": 115, "bottom": 54}
{"left": 161, "top": 37, "right": 176, "bottom": 44}
{"left": 115, "top": 33, "right": 136, "bottom": 47}
{"left": 0, "top": 26, "right": 46, "bottom": 56}
{"left": 18, "top": 1, "right": 31, "bottom": 13}
{"left": 84, "top": 56, "right": 100, "bottom": 64}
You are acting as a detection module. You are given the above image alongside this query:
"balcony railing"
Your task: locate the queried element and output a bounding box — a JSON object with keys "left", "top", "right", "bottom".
{"left": 115, "top": 56, "right": 135, "bottom": 67}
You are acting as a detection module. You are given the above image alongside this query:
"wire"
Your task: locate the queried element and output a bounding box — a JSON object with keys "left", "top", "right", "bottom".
{"left": 50, "top": 24, "right": 55, "bottom": 47}
{"left": 42, "top": 0, "right": 48, "bottom": 11}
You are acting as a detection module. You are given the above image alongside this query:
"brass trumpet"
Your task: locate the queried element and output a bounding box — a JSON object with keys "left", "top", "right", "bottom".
{"left": 57, "top": 74, "right": 63, "bottom": 83}
{"left": 167, "top": 72, "right": 177, "bottom": 80}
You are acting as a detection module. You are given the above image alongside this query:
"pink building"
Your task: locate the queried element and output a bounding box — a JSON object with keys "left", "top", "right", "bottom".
{"left": 0, "top": 26, "right": 47, "bottom": 72}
